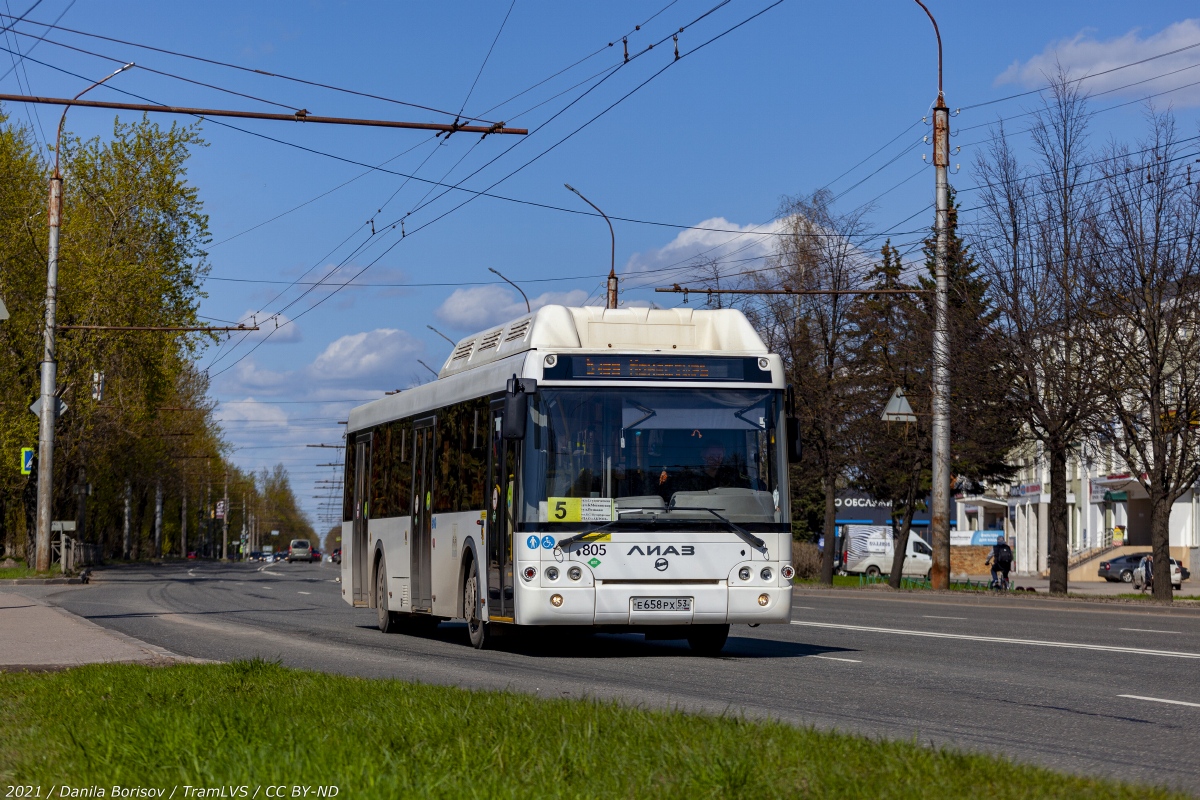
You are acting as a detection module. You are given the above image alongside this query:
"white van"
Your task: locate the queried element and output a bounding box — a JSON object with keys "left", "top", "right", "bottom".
{"left": 841, "top": 525, "right": 933, "bottom": 578}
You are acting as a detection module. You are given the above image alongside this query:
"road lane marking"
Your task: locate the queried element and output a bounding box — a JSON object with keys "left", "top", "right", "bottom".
{"left": 298, "top": 591, "right": 311, "bottom": 595}
{"left": 923, "top": 615, "right": 967, "bottom": 620}
{"left": 810, "top": 655, "right": 861, "bottom": 663}
{"left": 789, "top": 620, "right": 1200, "bottom": 659}
{"left": 792, "top": 606, "right": 815, "bottom": 610}
{"left": 1119, "top": 694, "right": 1200, "bottom": 708}
{"left": 1119, "top": 628, "right": 1180, "bottom": 634}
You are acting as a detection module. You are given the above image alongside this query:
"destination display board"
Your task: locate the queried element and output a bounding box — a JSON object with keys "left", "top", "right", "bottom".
{"left": 542, "top": 355, "right": 770, "bottom": 382}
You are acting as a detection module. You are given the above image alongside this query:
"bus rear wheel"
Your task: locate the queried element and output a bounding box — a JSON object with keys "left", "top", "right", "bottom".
{"left": 464, "top": 559, "right": 489, "bottom": 649}
{"left": 687, "top": 624, "right": 729, "bottom": 656}
{"left": 376, "top": 555, "right": 401, "bottom": 634}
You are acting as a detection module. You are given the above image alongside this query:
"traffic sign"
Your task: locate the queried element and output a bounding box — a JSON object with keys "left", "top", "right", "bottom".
{"left": 20, "top": 447, "right": 33, "bottom": 475}
{"left": 215, "top": 500, "right": 226, "bottom": 519}
{"left": 29, "top": 396, "right": 67, "bottom": 420}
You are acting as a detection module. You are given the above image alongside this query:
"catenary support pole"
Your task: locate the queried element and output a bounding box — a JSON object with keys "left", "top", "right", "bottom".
{"left": 34, "top": 63, "right": 133, "bottom": 572}
{"left": 221, "top": 471, "right": 229, "bottom": 561}
{"left": 181, "top": 490, "right": 187, "bottom": 559}
{"left": 122, "top": 479, "right": 131, "bottom": 559}
{"left": 914, "top": 0, "right": 953, "bottom": 590}
{"left": 564, "top": 184, "right": 617, "bottom": 309}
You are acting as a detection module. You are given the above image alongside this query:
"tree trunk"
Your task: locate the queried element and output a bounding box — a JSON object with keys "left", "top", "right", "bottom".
{"left": 1047, "top": 443, "right": 1070, "bottom": 595}
{"left": 1150, "top": 490, "right": 1174, "bottom": 602}
{"left": 888, "top": 504, "right": 919, "bottom": 588}
{"left": 122, "top": 480, "right": 131, "bottom": 560}
{"left": 820, "top": 470, "right": 836, "bottom": 585}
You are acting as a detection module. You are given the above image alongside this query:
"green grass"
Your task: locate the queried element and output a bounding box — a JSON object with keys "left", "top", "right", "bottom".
{"left": 1115, "top": 592, "right": 1200, "bottom": 601}
{"left": 0, "top": 662, "right": 1183, "bottom": 799}
{"left": 0, "top": 562, "right": 60, "bottom": 580}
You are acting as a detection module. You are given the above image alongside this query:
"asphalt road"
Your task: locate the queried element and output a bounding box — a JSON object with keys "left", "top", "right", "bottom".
{"left": 10, "top": 561, "right": 1200, "bottom": 793}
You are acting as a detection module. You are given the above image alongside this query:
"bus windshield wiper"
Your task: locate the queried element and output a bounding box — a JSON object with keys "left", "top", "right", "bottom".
{"left": 668, "top": 506, "right": 765, "bottom": 550}
{"left": 555, "top": 509, "right": 660, "bottom": 549}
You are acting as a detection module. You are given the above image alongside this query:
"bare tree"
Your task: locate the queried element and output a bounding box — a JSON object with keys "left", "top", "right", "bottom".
{"left": 747, "top": 190, "right": 872, "bottom": 584}
{"left": 971, "top": 74, "right": 1106, "bottom": 594}
{"left": 1091, "top": 109, "right": 1200, "bottom": 602}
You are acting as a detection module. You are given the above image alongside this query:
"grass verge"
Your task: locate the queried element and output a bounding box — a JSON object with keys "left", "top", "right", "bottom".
{"left": 0, "top": 661, "right": 1183, "bottom": 799}
{"left": 0, "top": 562, "right": 61, "bottom": 580}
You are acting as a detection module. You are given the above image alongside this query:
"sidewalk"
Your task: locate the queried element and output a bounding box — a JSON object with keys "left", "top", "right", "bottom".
{"left": 0, "top": 591, "right": 198, "bottom": 670}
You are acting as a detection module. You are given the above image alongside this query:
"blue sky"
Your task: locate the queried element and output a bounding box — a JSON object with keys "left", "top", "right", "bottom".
{"left": 4, "top": 1, "right": 1199, "bottom": 527}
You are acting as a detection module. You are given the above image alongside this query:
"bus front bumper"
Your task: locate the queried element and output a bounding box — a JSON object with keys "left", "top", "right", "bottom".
{"left": 513, "top": 582, "right": 792, "bottom": 626}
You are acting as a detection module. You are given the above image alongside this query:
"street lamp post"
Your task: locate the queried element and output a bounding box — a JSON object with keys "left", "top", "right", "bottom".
{"left": 564, "top": 184, "right": 617, "bottom": 309}
{"left": 34, "top": 63, "right": 134, "bottom": 572}
{"left": 913, "top": 0, "right": 952, "bottom": 589}
{"left": 487, "top": 267, "right": 531, "bottom": 313}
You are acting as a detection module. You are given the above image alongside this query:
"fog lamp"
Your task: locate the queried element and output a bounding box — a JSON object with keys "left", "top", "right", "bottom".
{"left": 550, "top": 594, "right": 564, "bottom": 607}
{"left": 758, "top": 593, "right": 770, "bottom": 606}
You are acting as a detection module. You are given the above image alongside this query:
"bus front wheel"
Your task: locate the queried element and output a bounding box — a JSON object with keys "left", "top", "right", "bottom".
{"left": 464, "top": 559, "right": 489, "bottom": 649}
{"left": 376, "top": 555, "right": 401, "bottom": 634}
{"left": 687, "top": 624, "right": 729, "bottom": 656}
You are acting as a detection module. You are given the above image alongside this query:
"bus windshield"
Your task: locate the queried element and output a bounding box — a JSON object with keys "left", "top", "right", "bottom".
{"left": 524, "top": 387, "right": 784, "bottom": 526}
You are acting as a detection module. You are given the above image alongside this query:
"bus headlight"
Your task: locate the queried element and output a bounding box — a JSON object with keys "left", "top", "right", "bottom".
{"left": 546, "top": 566, "right": 560, "bottom": 581}
{"left": 760, "top": 567, "right": 773, "bottom": 581}
{"left": 758, "top": 593, "right": 770, "bottom": 606}
{"left": 781, "top": 565, "right": 795, "bottom": 580}
{"left": 738, "top": 567, "right": 751, "bottom": 581}
{"left": 568, "top": 566, "right": 582, "bottom": 581}
{"left": 522, "top": 566, "right": 537, "bottom": 582}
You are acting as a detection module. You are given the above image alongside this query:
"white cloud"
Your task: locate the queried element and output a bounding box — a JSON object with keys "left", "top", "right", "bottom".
{"left": 308, "top": 328, "right": 423, "bottom": 381}
{"left": 218, "top": 398, "right": 289, "bottom": 428}
{"left": 224, "top": 358, "right": 290, "bottom": 394}
{"left": 996, "top": 19, "right": 1200, "bottom": 107}
{"left": 435, "top": 287, "right": 591, "bottom": 331}
{"left": 623, "top": 217, "right": 783, "bottom": 280}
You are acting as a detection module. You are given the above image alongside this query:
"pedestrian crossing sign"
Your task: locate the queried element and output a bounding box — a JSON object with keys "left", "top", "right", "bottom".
{"left": 20, "top": 447, "right": 33, "bottom": 475}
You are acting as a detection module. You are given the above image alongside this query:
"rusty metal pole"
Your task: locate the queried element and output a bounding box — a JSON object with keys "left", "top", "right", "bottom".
{"left": 914, "top": 0, "right": 952, "bottom": 589}
{"left": 34, "top": 63, "right": 134, "bottom": 572}
{"left": 221, "top": 470, "right": 229, "bottom": 561}
{"left": 564, "top": 184, "right": 618, "bottom": 309}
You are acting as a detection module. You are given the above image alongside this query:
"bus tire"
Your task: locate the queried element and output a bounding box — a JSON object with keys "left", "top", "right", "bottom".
{"left": 687, "top": 624, "right": 729, "bottom": 656}
{"left": 376, "top": 555, "right": 400, "bottom": 634}
{"left": 464, "top": 558, "right": 489, "bottom": 649}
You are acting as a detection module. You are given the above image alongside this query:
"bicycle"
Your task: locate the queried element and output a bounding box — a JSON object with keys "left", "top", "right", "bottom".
{"left": 989, "top": 570, "right": 1011, "bottom": 591}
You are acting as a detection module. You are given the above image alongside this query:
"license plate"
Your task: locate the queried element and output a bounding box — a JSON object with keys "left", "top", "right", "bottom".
{"left": 631, "top": 597, "right": 692, "bottom": 612}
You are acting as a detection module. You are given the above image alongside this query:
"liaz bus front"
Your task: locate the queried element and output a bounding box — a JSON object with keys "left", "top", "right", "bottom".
{"left": 508, "top": 307, "right": 798, "bottom": 653}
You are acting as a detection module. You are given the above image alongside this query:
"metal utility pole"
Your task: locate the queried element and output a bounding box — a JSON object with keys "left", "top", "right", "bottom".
{"left": 153, "top": 480, "right": 163, "bottom": 558}
{"left": 915, "top": 0, "right": 952, "bottom": 590}
{"left": 34, "top": 63, "right": 134, "bottom": 572}
{"left": 204, "top": 473, "right": 211, "bottom": 559}
{"left": 181, "top": 489, "right": 188, "bottom": 558}
{"left": 564, "top": 184, "right": 618, "bottom": 309}
{"left": 122, "top": 479, "right": 131, "bottom": 559}
{"left": 221, "top": 471, "right": 229, "bottom": 561}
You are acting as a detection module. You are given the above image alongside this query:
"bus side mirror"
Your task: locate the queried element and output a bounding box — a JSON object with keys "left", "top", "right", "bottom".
{"left": 502, "top": 376, "right": 537, "bottom": 440}
{"left": 786, "top": 417, "right": 802, "bottom": 463}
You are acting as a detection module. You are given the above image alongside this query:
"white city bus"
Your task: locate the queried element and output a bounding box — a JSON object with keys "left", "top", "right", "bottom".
{"left": 340, "top": 305, "right": 798, "bottom": 654}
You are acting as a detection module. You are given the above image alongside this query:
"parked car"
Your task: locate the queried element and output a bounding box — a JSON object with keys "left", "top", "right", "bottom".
{"left": 331, "top": 548, "right": 342, "bottom": 564}
{"left": 1133, "top": 557, "right": 1184, "bottom": 591}
{"left": 287, "top": 539, "right": 313, "bottom": 563}
{"left": 842, "top": 531, "right": 934, "bottom": 579}
{"left": 1097, "top": 553, "right": 1149, "bottom": 583}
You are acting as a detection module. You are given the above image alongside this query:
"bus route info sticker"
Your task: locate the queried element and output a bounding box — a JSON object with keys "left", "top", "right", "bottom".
{"left": 539, "top": 497, "right": 615, "bottom": 523}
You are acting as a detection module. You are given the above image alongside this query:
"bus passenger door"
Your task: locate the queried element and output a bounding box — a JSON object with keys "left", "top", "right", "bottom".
{"left": 411, "top": 420, "right": 435, "bottom": 610}
{"left": 352, "top": 432, "right": 371, "bottom": 606}
{"left": 487, "top": 405, "right": 516, "bottom": 620}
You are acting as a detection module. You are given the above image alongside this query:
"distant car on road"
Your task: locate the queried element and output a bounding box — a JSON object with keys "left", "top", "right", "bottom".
{"left": 1098, "top": 553, "right": 1148, "bottom": 583}
{"left": 287, "top": 539, "right": 313, "bottom": 563}
{"left": 187, "top": 551, "right": 197, "bottom": 560}
{"left": 310, "top": 550, "right": 322, "bottom": 563}
{"left": 1133, "top": 558, "right": 1184, "bottom": 591}
{"left": 331, "top": 548, "right": 342, "bottom": 564}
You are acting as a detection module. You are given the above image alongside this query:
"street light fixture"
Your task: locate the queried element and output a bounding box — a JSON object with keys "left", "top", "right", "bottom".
{"left": 34, "top": 62, "right": 134, "bottom": 572}
{"left": 426, "top": 324, "right": 456, "bottom": 345}
{"left": 487, "top": 267, "right": 530, "bottom": 314}
{"left": 564, "top": 183, "right": 617, "bottom": 309}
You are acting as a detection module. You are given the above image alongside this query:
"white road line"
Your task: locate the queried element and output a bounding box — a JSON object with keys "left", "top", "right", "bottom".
{"left": 789, "top": 620, "right": 1200, "bottom": 660}
{"left": 810, "top": 655, "right": 861, "bottom": 663}
{"left": 298, "top": 591, "right": 311, "bottom": 595}
{"left": 1119, "top": 628, "right": 1180, "bottom": 634}
{"left": 1119, "top": 694, "right": 1200, "bottom": 708}
{"left": 792, "top": 606, "right": 815, "bottom": 610}
{"left": 923, "top": 615, "right": 967, "bottom": 620}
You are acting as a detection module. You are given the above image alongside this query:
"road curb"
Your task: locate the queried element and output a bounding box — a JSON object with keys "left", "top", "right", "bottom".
{"left": 0, "top": 577, "right": 83, "bottom": 585}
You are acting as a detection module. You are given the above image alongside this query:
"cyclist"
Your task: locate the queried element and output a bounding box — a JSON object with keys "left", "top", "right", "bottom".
{"left": 985, "top": 536, "right": 1014, "bottom": 590}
